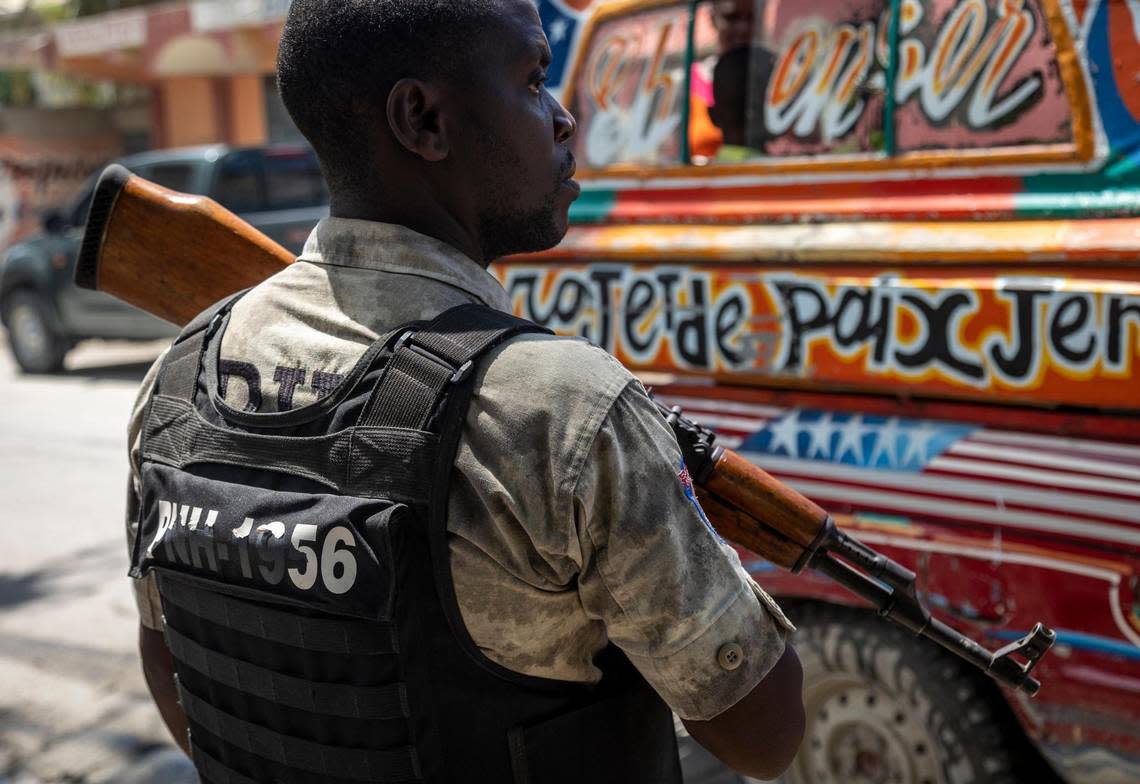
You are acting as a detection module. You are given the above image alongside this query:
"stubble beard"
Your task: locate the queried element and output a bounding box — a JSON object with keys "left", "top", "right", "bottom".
{"left": 477, "top": 192, "right": 564, "bottom": 262}
{"left": 473, "top": 126, "right": 567, "bottom": 262}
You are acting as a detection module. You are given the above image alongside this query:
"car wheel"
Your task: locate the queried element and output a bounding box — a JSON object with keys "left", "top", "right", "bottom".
{"left": 3, "top": 289, "right": 69, "bottom": 373}
{"left": 785, "top": 604, "right": 1022, "bottom": 784}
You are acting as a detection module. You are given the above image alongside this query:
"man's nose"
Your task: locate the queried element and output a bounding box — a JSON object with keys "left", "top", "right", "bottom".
{"left": 554, "top": 101, "right": 577, "bottom": 144}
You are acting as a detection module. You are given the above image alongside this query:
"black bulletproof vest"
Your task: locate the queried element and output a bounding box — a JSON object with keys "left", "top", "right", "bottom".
{"left": 130, "top": 295, "right": 682, "bottom": 784}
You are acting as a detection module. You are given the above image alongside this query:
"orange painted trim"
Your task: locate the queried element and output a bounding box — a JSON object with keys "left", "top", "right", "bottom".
{"left": 1041, "top": 0, "right": 1097, "bottom": 162}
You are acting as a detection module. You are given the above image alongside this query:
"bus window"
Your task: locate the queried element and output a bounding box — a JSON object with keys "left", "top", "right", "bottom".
{"left": 570, "top": 2, "right": 696, "bottom": 169}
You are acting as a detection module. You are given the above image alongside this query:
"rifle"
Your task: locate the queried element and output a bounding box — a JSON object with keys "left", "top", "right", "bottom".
{"left": 77, "top": 164, "right": 1055, "bottom": 695}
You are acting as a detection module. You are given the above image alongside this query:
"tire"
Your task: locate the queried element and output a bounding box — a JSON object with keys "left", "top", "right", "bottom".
{"left": 784, "top": 604, "right": 1024, "bottom": 784}
{"left": 2, "top": 288, "right": 69, "bottom": 373}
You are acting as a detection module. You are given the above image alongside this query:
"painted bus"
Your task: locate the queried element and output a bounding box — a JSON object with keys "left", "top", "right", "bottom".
{"left": 495, "top": 1, "right": 1140, "bottom": 782}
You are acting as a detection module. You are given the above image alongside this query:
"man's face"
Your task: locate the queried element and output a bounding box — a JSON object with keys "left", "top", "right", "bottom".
{"left": 445, "top": 0, "right": 579, "bottom": 262}
{"left": 712, "top": 0, "right": 754, "bottom": 51}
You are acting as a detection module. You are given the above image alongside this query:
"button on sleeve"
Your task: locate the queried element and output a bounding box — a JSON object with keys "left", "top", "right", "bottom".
{"left": 573, "top": 382, "right": 792, "bottom": 721}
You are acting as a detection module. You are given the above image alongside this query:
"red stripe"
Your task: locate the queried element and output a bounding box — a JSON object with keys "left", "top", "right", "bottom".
{"left": 960, "top": 438, "right": 1140, "bottom": 469}
{"left": 944, "top": 447, "right": 1140, "bottom": 482}
{"left": 922, "top": 464, "right": 1140, "bottom": 503}
{"left": 764, "top": 468, "right": 1136, "bottom": 529}
{"left": 611, "top": 177, "right": 1023, "bottom": 223}
{"left": 656, "top": 384, "right": 1140, "bottom": 443}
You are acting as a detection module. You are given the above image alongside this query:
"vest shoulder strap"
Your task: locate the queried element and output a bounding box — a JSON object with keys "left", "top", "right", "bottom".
{"left": 154, "top": 289, "right": 250, "bottom": 402}
{"left": 359, "top": 303, "right": 551, "bottom": 430}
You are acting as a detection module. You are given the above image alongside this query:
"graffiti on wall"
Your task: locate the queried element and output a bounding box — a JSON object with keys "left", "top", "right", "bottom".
{"left": 496, "top": 263, "right": 1140, "bottom": 408}
{"left": 0, "top": 138, "right": 118, "bottom": 251}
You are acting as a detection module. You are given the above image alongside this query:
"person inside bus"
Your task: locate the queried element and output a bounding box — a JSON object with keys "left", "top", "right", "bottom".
{"left": 690, "top": 0, "right": 760, "bottom": 158}
{"left": 709, "top": 45, "right": 774, "bottom": 161}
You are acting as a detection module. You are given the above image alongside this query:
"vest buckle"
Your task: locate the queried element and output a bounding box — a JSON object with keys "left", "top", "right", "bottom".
{"left": 450, "top": 360, "right": 474, "bottom": 384}
{"left": 395, "top": 331, "right": 474, "bottom": 385}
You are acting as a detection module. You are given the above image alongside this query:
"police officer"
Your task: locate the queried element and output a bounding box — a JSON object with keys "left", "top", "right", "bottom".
{"left": 126, "top": 1, "right": 805, "bottom": 781}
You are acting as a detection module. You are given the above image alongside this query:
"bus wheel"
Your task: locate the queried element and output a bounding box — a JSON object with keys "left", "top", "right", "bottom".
{"left": 785, "top": 604, "right": 1021, "bottom": 784}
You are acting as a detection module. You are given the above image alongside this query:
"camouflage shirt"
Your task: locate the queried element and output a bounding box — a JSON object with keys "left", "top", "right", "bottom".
{"left": 128, "top": 218, "right": 792, "bottom": 721}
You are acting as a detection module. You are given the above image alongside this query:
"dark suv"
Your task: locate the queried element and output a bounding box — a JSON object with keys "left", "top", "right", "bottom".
{"left": 0, "top": 144, "right": 328, "bottom": 372}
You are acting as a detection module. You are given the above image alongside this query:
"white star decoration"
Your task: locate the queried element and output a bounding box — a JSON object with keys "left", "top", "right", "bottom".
{"left": 804, "top": 412, "right": 834, "bottom": 459}
{"left": 762, "top": 412, "right": 946, "bottom": 470}
{"left": 549, "top": 17, "right": 569, "bottom": 44}
{"left": 900, "top": 421, "right": 942, "bottom": 468}
{"left": 834, "top": 414, "right": 865, "bottom": 465}
{"left": 766, "top": 410, "right": 802, "bottom": 457}
{"left": 867, "top": 416, "right": 901, "bottom": 468}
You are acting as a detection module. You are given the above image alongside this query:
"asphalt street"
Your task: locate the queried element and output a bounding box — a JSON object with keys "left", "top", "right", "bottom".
{"left": 0, "top": 336, "right": 195, "bottom": 783}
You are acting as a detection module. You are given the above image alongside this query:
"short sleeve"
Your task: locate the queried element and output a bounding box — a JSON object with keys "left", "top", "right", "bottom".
{"left": 574, "top": 381, "right": 794, "bottom": 721}
{"left": 126, "top": 352, "right": 166, "bottom": 631}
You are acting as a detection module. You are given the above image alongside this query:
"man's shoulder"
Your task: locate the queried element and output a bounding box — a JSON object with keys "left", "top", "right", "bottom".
{"left": 483, "top": 331, "right": 636, "bottom": 402}
{"left": 470, "top": 332, "right": 640, "bottom": 457}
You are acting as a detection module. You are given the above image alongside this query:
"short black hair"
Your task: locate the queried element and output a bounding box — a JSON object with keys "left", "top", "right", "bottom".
{"left": 277, "top": 0, "right": 502, "bottom": 187}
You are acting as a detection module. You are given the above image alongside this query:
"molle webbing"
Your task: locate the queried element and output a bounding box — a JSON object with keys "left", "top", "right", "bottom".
{"left": 141, "top": 394, "right": 438, "bottom": 502}
{"left": 164, "top": 626, "right": 408, "bottom": 720}
{"left": 193, "top": 746, "right": 259, "bottom": 784}
{"left": 160, "top": 577, "right": 398, "bottom": 655}
{"left": 177, "top": 686, "right": 421, "bottom": 782}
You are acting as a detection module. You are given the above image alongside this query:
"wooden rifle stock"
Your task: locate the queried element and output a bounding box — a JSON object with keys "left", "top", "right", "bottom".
{"left": 79, "top": 168, "right": 1054, "bottom": 695}
{"left": 702, "top": 450, "right": 831, "bottom": 570}
{"left": 75, "top": 164, "right": 295, "bottom": 325}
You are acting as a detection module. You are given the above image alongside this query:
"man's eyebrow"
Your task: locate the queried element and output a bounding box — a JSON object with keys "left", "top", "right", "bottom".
{"left": 534, "top": 39, "right": 552, "bottom": 68}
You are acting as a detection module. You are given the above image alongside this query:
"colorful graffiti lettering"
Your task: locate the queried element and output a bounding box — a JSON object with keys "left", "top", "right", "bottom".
{"left": 575, "top": 8, "right": 690, "bottom": 167}
{"left": 502, "top": 265, "right": 752, "bottom": 370}
{"left": 495, "top": 263, "right": 1140, "bottom": 408}
{"left": 764, "top": 0, "right": 1068, "bottom": 152}
{"left": 768, "top": 275, "right": 1140, "bottom": 387}
{"left": 0, "top": 138, "right": 119, "bottom": 251}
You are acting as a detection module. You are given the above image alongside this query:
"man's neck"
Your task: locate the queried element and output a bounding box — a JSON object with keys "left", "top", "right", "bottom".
{"left": 329, "top": 192, "right": 486, "bottom": 268}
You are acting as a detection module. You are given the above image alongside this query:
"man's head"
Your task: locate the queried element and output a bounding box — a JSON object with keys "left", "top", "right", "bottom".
{"left": 277, "top": 0, "right": 578, "bottom": 264}
{"left": 711, "top": 0, "right": 755, "bottom": 51}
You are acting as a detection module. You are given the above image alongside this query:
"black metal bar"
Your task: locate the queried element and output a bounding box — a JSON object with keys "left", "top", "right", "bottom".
{"left": 811, "top": 553, "right": 1046, "bottom": 695}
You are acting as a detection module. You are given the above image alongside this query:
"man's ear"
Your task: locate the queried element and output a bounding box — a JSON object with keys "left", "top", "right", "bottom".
{"left": 387, "top": 78, "right": 449, "bottom": 162}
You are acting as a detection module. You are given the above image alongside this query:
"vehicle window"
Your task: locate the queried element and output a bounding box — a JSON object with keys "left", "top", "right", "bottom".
{"left": 576, "top": 0, "right": 1077, "bottom": 170}
{"left": 697, "top": 0, "right": 1072, "bottom": 163}
{"left": 730, "top": 0, "right": 888, "bottom": 161}
{"left": 263, "top": 149, "right": 328, "bottom": 210}
{"left": 145, "top": 163, "right": 197, "bottom": 194}
{"left": 569, "top": 3, "right": 698, "bottom": 169}
{"left": 214, "top": 153, "right": 263, "bottom": 213}
{"left": 890, "top": 0, "right": 1072, "bottom": 154}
